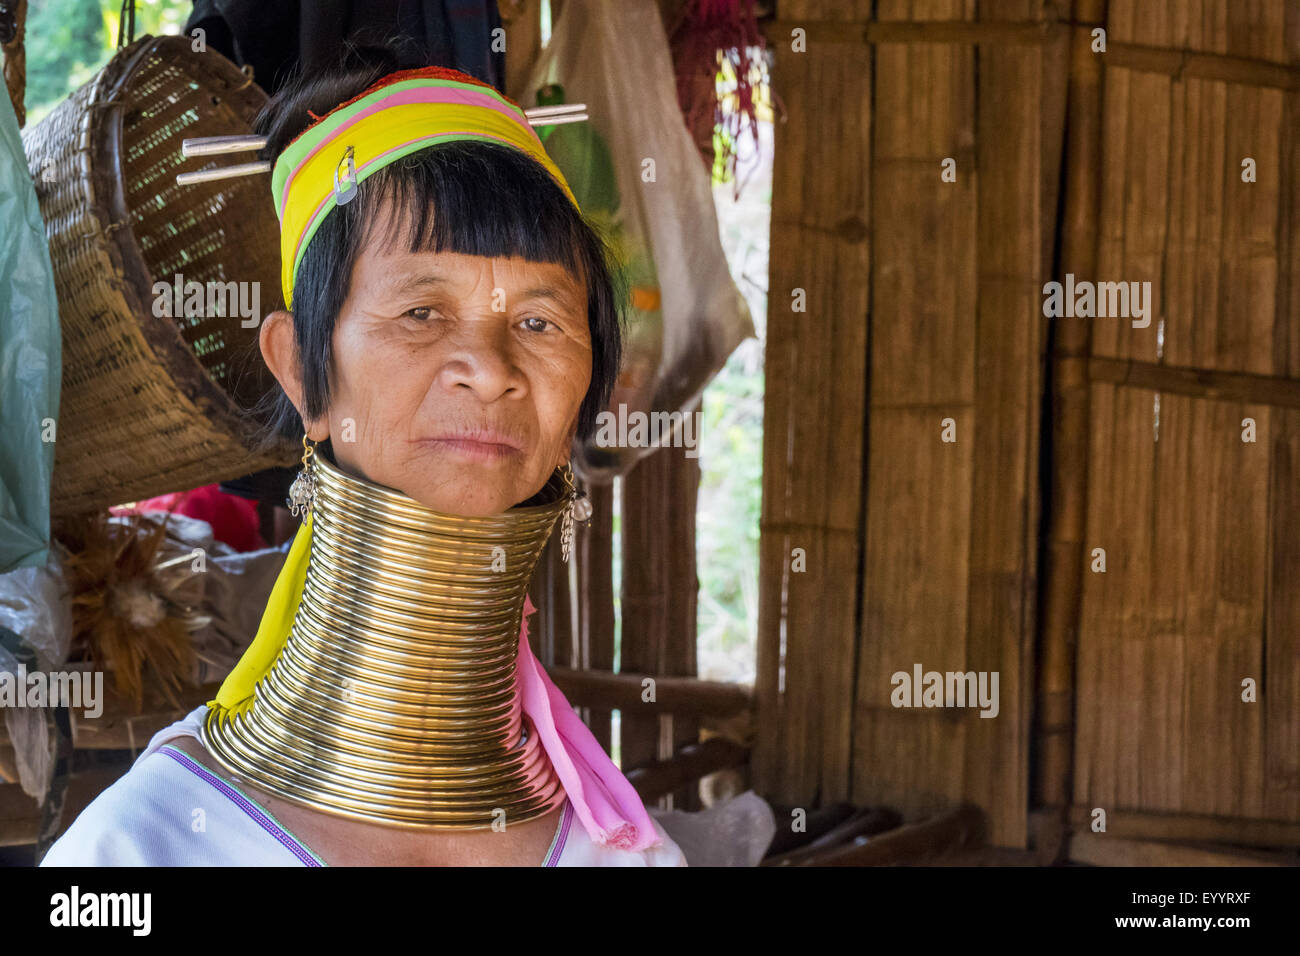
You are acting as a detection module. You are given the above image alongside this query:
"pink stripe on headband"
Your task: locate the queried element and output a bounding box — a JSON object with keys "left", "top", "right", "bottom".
{"left": 277, "top": 84, "right": 536, "bottom": 215}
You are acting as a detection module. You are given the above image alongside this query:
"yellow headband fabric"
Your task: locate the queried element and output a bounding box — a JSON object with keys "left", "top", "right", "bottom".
{"left": 273, "top": 71, "right": 579, "bottom": 309}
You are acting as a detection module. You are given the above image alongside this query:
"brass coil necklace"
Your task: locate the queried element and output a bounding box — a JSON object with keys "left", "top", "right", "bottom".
{"left": 200, "top": 450, "right": 575, "bottom": 829}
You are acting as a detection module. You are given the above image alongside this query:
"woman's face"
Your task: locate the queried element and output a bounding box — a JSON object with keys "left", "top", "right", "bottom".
{"left": 268, "top": 199, "right": 593, "bottom": 515}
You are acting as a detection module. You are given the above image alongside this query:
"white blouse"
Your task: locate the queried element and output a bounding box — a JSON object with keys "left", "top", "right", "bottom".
{"left": 40, "top": 706, "right": 687, "bottom": 867}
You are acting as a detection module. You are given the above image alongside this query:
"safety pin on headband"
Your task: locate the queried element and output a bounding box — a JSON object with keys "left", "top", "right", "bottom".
{"left": 176, "top": 103, "right": 590, "bottom": 186}
{"left": 334, "top": 145, "right": 357, "bottom": 205}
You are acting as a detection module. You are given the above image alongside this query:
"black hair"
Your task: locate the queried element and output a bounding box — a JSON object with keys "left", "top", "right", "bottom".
{"left": 251, "top": 56, "right": 624, "bottom": 448}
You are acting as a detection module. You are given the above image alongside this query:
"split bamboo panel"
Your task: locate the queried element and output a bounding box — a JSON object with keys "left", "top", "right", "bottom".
{"left": 853, "top": 0, "right": 1061, "bottom": 849}
{"left": 853, "top": 0, "right": 980, "bottom": 827}
{"left": 1070, "top": 0, "right": 1300, "bottom": 836}
{"left": 755, "top": 0, "right": 874, "bottom": 807}
{"left": 756, "top": 0, "right": 1065, "bottom": 845}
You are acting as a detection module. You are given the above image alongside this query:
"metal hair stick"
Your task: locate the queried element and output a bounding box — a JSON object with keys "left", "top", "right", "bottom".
{"left": 179, "top": 105, "right": 587, "bottom": 154}
{"left": 525, "top": 104, "right": 587, "bottom": 119}
{"left": 175, "top": 161, "right": 271, "bottom": 185}
{"left": 174, "top": 104, "right": 589, "bottom": 185}
{"left": 531, "top": 111, "right": 588, "bottom": 126}
{"left": 182, "top": 135, "right": 268, "bottom": 158}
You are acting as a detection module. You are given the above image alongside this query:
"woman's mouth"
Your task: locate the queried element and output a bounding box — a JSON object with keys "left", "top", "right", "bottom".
{"left": 416, "top": 431, "right": 525, "bottom": 462}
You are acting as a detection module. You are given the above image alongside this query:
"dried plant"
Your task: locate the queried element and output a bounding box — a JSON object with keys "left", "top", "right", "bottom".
{"left": 57, "top": 511, "right": 200, "bottom": 714}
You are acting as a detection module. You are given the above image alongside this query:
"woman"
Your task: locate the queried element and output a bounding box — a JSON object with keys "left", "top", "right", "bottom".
{"left": 41, "top": 61, "right": 685, "bottom": 866}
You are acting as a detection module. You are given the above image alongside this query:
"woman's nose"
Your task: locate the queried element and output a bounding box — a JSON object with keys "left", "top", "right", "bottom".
{"left": 434, "top": 323, "right": 526, "bottom": 401}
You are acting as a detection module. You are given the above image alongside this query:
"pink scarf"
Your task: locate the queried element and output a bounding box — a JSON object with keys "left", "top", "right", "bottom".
{"left": 515, "top": 594, "right": 660, "bottom": 851}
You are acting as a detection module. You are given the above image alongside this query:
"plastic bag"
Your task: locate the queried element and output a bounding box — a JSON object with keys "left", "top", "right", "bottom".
{"left": 0, "top": 84, "right": 60, "bottom": 571}
{"left": 526, "top": 0, "right": 754, "bottom": 481}
{"left": 0, "top": 549, "right": 73, "bottom": 802}
{"left": 649, "top": 789, "right": 776, "bottom": 866}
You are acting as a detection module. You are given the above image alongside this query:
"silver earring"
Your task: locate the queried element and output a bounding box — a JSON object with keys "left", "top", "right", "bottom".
{"left": 287, "top": 435, "right": 317, "bottom": 518}
{"left": 559, "top": 463, "right": 592, "bottom": 563}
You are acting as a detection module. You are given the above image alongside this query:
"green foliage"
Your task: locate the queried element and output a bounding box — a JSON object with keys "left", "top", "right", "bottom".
{"left": 24, "top": 0, "right": 193, "bottom": 124}
{"left": 25, "top": 0, "right": 105, "bottom": 114}
{"left": 694, "top": 117, "right": 771, "bottom": 687}
{"left": 695, "top": 342, "right": 763, "bottom": 685}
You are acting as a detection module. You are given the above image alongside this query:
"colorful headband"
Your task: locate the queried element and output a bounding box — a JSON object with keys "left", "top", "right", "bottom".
{"left": 177, "top": 67, "right": 585, "bottom": 310}
{"left": 276, "top": 67, "right": 579, "bottom": 308}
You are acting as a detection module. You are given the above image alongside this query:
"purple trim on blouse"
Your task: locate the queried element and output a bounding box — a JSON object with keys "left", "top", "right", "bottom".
{"left": 544, "top": 800, "right": 574, "bottom": 867}
{"left": 159, "top": 745, "right": 323, "bottom": 867}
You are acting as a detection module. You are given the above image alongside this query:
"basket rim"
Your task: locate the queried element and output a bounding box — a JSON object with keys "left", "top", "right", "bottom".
{"left": 90, "top": 35, "right": 292, "bottom": 458}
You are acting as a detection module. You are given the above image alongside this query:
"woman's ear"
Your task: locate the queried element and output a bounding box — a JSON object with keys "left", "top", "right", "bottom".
{"left": 260, "top": 310, "right": 329, "bottom": 441}
{"left": 556, "top": 415, "right": 580, "bottom": 469}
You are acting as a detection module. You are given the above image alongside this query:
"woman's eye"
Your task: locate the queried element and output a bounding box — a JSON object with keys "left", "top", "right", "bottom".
{"left": 404, "top": 307, "right": 433, "bottom": 321}
{"left": 521, "top": 316, "right": 551, "bottom": 333}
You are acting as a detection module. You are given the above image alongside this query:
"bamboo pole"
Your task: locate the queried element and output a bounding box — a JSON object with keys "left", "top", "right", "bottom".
{"left": 625, "top": 738, "right": 748, "bottom": 803}
{"left": 547, "top": 668, "right": 752, "bottom": 716}
{"left": 1067, "top": 804, "right": 1300, "bottom": 849}
{"left": 1068, "top": 832, "right": 1294, "bottom": 867}
{"left": 620, "top": 444, "right": 700, "bottom": 809}
{"left": 577, "top": 482, "right": 615, "bottom": 752}
{"left": 761, "top": 804, "right": 986, "bottom": 867}
{"left": 758, "top": 17, "right": 1300, "bottom": 92}
{"left": 1089, "top": 356, "right": 1300, "bottom": 408}
{"left": 663, "top": 436, "right": 701, "bottom": 809}
{"left": 958, "top": 0, "right": 1063, "bottom": 852}
{"left": 761, "top": 18, "right": 1060, "bottom": 47}
{"left": 620, "top": 452, "right": 669, "bottom": 776}
{"left": 1034, "top": 0, "right": 1106, "bottom": 866}
{"left": 1104, "top": 41, "right": 1300, "bottom": 90}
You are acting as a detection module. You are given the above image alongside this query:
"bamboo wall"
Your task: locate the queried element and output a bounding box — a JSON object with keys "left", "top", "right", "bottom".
{"left": 759, "top": 0, "right": 1300, "bottom": 854}
{"left": 1065, "top": 0, "right": 1300, "bottom": 851}
{"left": 757, "top": 0, "right": 1066, "bottom": 848}
{"left": 755, "top": 0, "right": 874, "bottom": 821}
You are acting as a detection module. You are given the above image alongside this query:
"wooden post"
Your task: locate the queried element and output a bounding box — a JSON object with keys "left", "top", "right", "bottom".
{"left": 959, "top": 0, "right": 1066, "bottom": 851}
{"left": 620, "top": 442, "right": 701, "bottom": 808}
{"left": 577, "top": 482, "right": 616, "bottom": 751}
{"left": 1032, "top": 3, "right": 1107, "bottom": 865}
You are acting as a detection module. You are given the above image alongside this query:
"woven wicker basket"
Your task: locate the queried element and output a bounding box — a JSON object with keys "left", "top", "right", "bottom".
{"left": 22, "top": 35, "right": 296, "bottom": 516}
